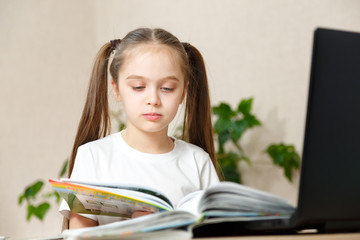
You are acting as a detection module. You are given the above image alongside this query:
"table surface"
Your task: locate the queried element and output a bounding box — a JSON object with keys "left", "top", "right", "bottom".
{"left": 195, "top": 232, "right": 360, "bottom": 240}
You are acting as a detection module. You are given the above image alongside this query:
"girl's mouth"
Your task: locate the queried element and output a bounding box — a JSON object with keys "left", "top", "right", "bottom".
{"left": 143, "top": 113, "right": 162, "bottom": 121}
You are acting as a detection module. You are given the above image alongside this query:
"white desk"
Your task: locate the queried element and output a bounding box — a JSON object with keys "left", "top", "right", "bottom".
{"left": 196, "top": 233, "right": 360, "bottom": 240}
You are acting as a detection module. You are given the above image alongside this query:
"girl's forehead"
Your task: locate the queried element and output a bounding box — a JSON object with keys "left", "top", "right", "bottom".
{"left": 125, "top": 43, "right": 180, "bottom": 61}
{"left": 119, "top": 43, "right": 185, "bottom": 80}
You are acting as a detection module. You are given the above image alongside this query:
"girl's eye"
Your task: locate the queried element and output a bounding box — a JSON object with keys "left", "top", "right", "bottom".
{"left": 133, "top": 86, "right": 145, "bottom": 91}
{"left": 161, "top": 87, "right": 174, "bottom": 92}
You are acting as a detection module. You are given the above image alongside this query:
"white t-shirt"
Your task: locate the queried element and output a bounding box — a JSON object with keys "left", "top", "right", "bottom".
{"left": 59, "top": 131, "right": 219, "bottom": 225}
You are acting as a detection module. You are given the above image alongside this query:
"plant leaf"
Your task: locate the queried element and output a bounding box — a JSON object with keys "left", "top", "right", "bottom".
{"left": 218, "top": 131, "right": 231, "bottom": 153}
{"left": 59, "top": 159, "right": 69, "bottom": 178}
{"left": 244, "top": 114, "right": 261, "bottom": 128}
{"left": 265, "top": 143, "right": 300, "bottom": 182}
{"left": 222, "top": 165, "right": 241, "bottom": 183}
{"left": 23, "top": 180, "right": 44, "bottom": 201}
{"left": 118, "top": 122, "right": 126, "bottom": 132}
{"left": 27, "top": 204, "right": 36, "bottom": 221}
{"left": 54, "top": 191, "right": 61, "bottom": 203}
{"left": 27, "top": 202, "right": 50, "bottom": 221}
{"left": 217, "top": 151, "right": 243, "bottom": 183}
{"left": 213, "top": 102, "right": 236, "bottom": 119}
{"left": 236, "top": 98, "right": 261, "bottom": 128}
{"left": 214, "top": 117, "right": 232, "bottom": 133}
{"left": 237, "top": 98, "right": 253, "bottom": 115}
{"left": 18, "top": 195, "right": 25, "bottom": 205}
{"left": 34, "top": 202, "right": 51, "bottom": 221}
{"left": 231, "top": 119, "right": 248, "bottom": 141}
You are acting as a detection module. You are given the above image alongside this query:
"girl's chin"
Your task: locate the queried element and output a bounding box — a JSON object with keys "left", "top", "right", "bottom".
{"left": 128, "top": 126, "right": 169, "bottom": 135}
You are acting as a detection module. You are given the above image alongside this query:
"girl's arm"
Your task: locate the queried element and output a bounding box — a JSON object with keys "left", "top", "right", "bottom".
{"left": 69, "top": 212, "right": 98, "bottom": 229}
{"left": 131, "top": 210, "right": 153, "bottom": 218}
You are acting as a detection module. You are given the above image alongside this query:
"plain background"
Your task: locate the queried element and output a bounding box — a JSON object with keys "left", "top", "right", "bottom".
{"left": 1, "top": 0, "right": 360, "bottom": 237}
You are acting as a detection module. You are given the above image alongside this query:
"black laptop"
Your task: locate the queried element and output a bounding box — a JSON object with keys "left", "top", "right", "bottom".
{"left": 194, "top": 28, "right": 360, "bottom": 237}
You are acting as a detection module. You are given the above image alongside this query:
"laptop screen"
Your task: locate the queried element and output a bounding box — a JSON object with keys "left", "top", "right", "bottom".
{"left": 296, "top": 28, "right": 360, "bottom": 229}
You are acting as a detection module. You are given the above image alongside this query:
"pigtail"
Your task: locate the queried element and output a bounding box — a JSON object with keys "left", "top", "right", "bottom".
{"left": 183, "top": 43, "right": 223, "bottom": 179}
{"left": 63, "top": 42, "right": 113, "bottom": 231}
{"left": 68, "top": 43, "right": 113, "bottom": 178}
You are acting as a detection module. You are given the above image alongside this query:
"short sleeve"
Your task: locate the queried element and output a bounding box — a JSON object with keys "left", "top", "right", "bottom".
{"left": 69, "top": 145, "right": 97, "bottom": 181}
{"left": 200, "top": 155, "right": 220, "bottom": 189}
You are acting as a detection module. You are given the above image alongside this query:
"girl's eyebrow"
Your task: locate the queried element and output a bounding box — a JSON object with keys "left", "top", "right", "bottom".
{"left": 125, "top": 75, "right": 146, "bottom": 80}
{"left": 162, "top": 76, "right": 180, "bottom": 82}
{"left": 125, "top": 75, "right": 180, "bottom": 82}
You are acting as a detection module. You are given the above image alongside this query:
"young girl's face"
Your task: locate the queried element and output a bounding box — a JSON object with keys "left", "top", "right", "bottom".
{"left": 114, "top": 44, "right": 186, "bottom": 136}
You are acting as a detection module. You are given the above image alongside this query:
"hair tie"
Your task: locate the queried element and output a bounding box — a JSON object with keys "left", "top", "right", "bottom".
{"left": 110, "top": 39, "right": 121, "bottom": 51}
{"left": 182, "top": 42, "right": 191, "bottom": 52}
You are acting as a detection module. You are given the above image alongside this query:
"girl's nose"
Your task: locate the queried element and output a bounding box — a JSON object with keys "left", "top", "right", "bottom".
{"left": 146, "top": 89, "right": 160, "bottom": 106}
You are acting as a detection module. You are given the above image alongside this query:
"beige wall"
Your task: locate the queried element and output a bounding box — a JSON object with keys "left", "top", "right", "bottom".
{"left": 1, "top": 0, "right": 360, "bottom": 237}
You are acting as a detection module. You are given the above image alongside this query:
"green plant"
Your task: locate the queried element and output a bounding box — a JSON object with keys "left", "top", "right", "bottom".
{"left": 212, "top": 98, "right": 300, "bottom": 183}
{"left": 212, "top": 98, "right": 260, "bottom": 182}
{"left": 18, "top": 159, "right": 68, "bottom": 221}
{"left": 265, "top": 143, "right": 300, "bottom": 182}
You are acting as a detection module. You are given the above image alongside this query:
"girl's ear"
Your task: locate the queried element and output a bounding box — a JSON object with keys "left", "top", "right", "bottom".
{"left": 111, "top": 79, "right": 121, "bottom": 102}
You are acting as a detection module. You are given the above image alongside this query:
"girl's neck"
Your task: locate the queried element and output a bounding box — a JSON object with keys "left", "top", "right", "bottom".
{"left": 121, "top": 128, "right": 174, "bottom": 154}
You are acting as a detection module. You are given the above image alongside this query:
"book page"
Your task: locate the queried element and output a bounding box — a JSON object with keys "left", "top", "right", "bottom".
{"left": 176, "top": 190, "right": 204, "bottom": 216}
{"left": 62, "top": 211, "right": 195, "bottom": 239}
{"left": 198, "top": 182, "right": 295, "bottom": 218}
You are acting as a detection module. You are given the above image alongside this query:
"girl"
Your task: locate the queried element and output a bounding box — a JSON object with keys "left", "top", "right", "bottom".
{"left": 60, "top": 27, "right": 222, "bottom": 229}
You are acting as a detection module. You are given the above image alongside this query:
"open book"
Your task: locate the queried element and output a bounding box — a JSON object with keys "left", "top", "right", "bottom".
{"left": 49, "top": 179, "right": 295, "bottom": 239}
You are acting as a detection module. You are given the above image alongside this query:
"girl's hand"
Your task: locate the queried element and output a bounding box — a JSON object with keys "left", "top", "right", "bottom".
{"left": 69, "top": 212, "right": 98, "bottom": 229}
{"left": 131, "top": 210, "right": 153, "bottom": 218}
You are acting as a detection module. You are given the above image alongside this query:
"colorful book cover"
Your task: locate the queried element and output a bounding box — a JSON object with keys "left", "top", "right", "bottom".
{"left": 49, "top": 179, "right": 171, "bottom": 218}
